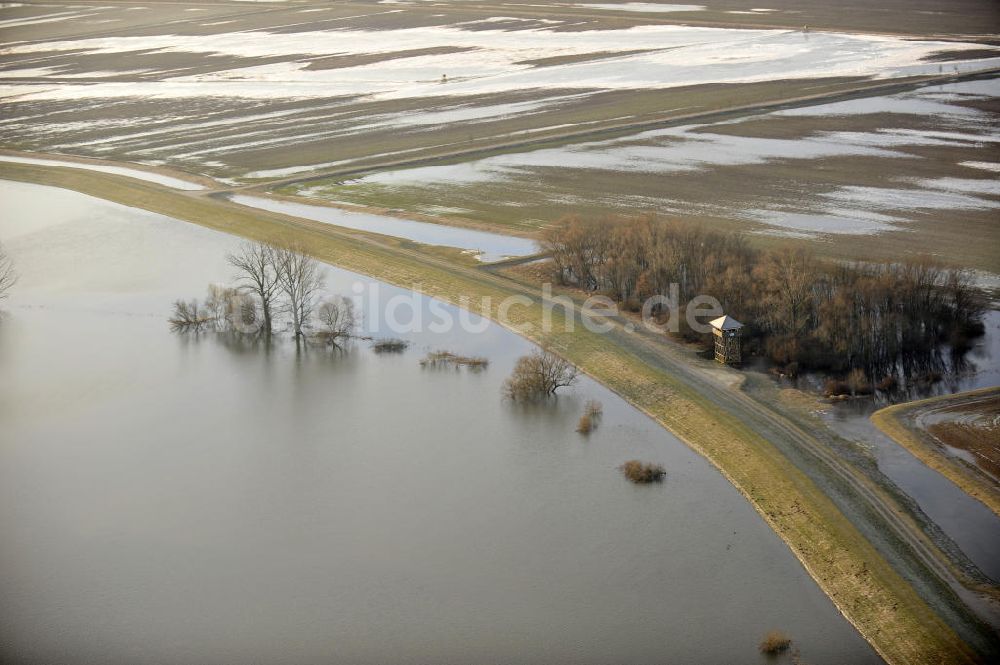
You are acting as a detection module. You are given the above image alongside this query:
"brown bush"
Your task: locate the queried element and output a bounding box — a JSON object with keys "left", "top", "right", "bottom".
{"left": 576, "top": 414, "right": 593, "bottom": 434}
{"left": 759, "top": 630, "right": 792, "bottom": 654}
{"left": 541, "top": 215, "right": 986, "bottom": 379}
{"left": 503, "top": 348, "right": 578, "bottom": 401}
{"left": 823, "top": 379, "right": 850, "bottom": 397}
{"left": 371, "top": 338, "right": 409, "bottom": 353}
{"left": 619, "top": 460, "right": 665, "bottom": 484}
{"left": 585, "top": 399, "right": 603, "bottom": 419}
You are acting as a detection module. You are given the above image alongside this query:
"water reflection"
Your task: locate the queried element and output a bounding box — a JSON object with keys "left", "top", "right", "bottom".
{"left": 757, "top": 309, "right": 1000, "bottom": 580}
{"left": 0, "top": 180, "right": 880, "bottom": 665}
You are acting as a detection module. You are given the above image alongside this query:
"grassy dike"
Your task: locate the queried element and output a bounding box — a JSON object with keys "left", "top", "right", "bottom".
{"left": 873, "top": 387, "right": 1000, "bottom": 519}
{"left": 0, "top": 163, "right": 980, "bottom": 665}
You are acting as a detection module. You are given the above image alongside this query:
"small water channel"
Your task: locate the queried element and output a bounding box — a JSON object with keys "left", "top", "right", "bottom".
{"left": 766, "top": 311, "right": 1000, "bottom": 581}
{"left": 0, "top": 154, "right": 206, "bottom": 190}
{"left": 226, "top": 193, "right": 538, "bottom": 263}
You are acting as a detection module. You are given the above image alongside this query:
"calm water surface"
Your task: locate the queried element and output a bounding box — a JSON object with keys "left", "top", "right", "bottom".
{"left": 0, "top": 154, "right": 206, "bottom": 191}
{"left": 0, "top": 180, "right": 880, "bottom": 664}
{"left": 227, "top": 194, "right": 538, "bottom": 262}
{"left": 794, "top": 312, "right": 1000, "bottom": 581}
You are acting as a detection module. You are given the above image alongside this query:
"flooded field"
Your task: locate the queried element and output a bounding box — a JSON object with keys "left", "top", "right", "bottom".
{"left": 1, "top": 1, "right": 998, "bottom": 183}
{"left": 0, "top": 179, "right": 882, "bottom": 664}
{"left": 2, "top": 2, "right": 999, "bottom": 662}
{"left": 918, "top": 393, "right": 1000, "bottom": 483}
{"left": 292, "top": 76, "right": 1000, "bottom": 271}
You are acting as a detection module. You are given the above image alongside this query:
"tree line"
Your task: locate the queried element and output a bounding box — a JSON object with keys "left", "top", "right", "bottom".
{"left": 540, "top": 215, "right": 986, "bottom": 380}
{"left": 170, "top": 241, "right": 356, "bottom": 344}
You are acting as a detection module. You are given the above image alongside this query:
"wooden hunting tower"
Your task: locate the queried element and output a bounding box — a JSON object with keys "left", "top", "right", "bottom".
{"left": 710, "top": 315, "right": 743, "bottom": 365}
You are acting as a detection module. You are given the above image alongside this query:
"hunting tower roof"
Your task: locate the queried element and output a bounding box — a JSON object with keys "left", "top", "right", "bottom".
{"left": 709, "top": 315, "right": 743, "bottom": 331}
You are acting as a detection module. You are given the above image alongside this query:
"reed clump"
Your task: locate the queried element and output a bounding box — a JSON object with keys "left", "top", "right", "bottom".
{"left": 371, "top": 338, "right": 409, "bottom": 353}
{"left": 420, "top": 350, "right": 489, "bottom": 368}
{"left": 577, "top": 400, "right": 603, "bottom": 434}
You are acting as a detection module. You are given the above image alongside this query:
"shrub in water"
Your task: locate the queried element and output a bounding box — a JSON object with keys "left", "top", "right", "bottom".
{"left": 759, "top": 630, "right": 792, "bottom": 654}
{"left": 619, "top": 460, "right": 665, "bottom": 484}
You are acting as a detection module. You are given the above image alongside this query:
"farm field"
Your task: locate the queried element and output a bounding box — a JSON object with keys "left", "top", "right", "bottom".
{"left": 288, "top": 76, "right": 1000, "bottom": 272}
{"left": 3, "top": 1, "right": 997, "bottom": 272}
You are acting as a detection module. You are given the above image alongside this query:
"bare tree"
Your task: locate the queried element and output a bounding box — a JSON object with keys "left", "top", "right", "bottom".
{"left": 0, "top": 243, "right": 17, "bottom": 300}
{"left": 314, "top": 296, "right": 357, "bottom": 346}
{"left": 205, "top": 283, "right": 238, "bottom": 330}
{"left": 227, "top": 241, "right": 280, "bottom": 336}
{"left": 502, "top": 348, "right": 578, "bottom": 400}
{"left": 169, "top": 299, "right": 212, "bottom": 332}
{"left": 274, "top": 243, "right": 325, "bottom": 338}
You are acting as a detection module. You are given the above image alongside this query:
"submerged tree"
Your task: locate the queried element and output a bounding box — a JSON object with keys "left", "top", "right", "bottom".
{"left": 227, "top": 241, "right": 280, "bottom": 336}
{"left": 205, "top": 283, "right": 238, "bottom": 329}
{"left": 314, "top": 295, "right": 357, "bottom": 346}
{"left": 503, "top": 348, "right": 578, "bottom": 400}
{"left": 0, "top": 243, "right": 17, "bottom": 301}
{"left": 169, "top": 299, "right": 213, "bottom": 332}
{"left": 274, "top": 243, "right": 325, "bottom": 338}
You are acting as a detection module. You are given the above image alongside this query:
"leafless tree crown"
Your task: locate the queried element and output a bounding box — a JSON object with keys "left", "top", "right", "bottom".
{"left": 227, "top": 241, "right": 280, "bottom": 335}
{"left": 503, "top": 348, "right": 578, "bottom": 400}
{"left": 0, "top": 243, "right": 18, "bottom": 301}
{"left": 273, "top": 243, "right": 326, "bottom": 338}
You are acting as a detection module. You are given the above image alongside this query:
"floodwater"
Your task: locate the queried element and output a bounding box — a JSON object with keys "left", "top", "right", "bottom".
{"left": 0, "top": 154, "right": 206, "bottom": 191}
{"left": 3, "top": 21, "right": 995, "bottom": 104}
{"left": 796, "top": 311, "right": 1000, "bottom": 581}
{"left": 0, "top": 179, "right": 880, "bottom": 664}
{"left": 827, "top": 402, "right": 1000, "bottom": 582}
{"left": 314, "top": 78, "right": 1000, "bottom": 238}
{"left": 227, "top": 194, "right": 538, "bottom": 262}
